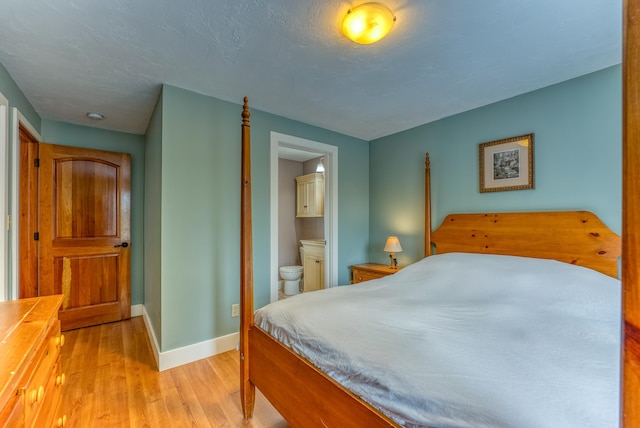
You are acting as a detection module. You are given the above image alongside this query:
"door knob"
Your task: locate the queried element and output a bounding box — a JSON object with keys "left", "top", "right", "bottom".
{"left": 114, "top": 242, "right": 129, "bottom": 248}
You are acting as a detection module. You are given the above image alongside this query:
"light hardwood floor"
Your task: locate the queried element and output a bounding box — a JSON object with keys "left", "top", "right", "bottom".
{"left": 60, "top": 317, "right": 289, "bottom": 427}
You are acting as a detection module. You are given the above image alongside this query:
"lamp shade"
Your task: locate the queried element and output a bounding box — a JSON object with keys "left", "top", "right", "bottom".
{"left": 383, "top": 236, "right": 403, "bottom": 253}
{"left": 342, "top": 3, "right": 396, "bottom": 45}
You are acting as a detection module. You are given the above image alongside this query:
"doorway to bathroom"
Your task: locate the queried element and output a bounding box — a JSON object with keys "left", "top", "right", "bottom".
{"left": 269, "top": 132, "right": 338, "bottom": 303}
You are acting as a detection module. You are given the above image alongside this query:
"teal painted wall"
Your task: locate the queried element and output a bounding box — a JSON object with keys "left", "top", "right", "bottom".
{"left": 144, "top": 90, "right": 163, "bottom": 348}
{"left": 41, "top": 120, "right": 146, "bottom": 305}
{"left": 159, "top": 85, "right": 241, "bottom": 351}
{"left": 369, "top": 65, "right": 622, "bottom": 267}
{"left": 0, "top": 62, "right": 40, "bottom": 132}
{"left": 156, "top": 85, "right": 368, "bottom": 351}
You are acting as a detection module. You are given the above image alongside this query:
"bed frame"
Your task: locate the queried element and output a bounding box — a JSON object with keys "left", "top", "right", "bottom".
{"left": 240, "top": 1, "right": 640, "bottom": 424}
{"left": 622, "top": 0, "right": 640, "bottom": 424}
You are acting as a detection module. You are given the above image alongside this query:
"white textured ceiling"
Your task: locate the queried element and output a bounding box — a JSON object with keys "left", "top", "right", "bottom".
{"left": 0, "top": 0, "right": 622, "bottom": 141}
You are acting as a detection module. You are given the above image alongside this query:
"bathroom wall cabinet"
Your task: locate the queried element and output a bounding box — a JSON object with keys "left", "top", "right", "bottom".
{"left": 296, "top": 173, "right": 324, "bottom": 218}
{"left": 303, "top": 243, "right": 325, "bottom": 292}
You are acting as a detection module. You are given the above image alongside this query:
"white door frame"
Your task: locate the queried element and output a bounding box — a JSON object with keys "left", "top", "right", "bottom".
{"left": 10, "top": 108, "right": 41, "bottom": 300}
{"left": 270, "top": 131, "right": 338, "bottom": 302}
{"left": 0, "top": 93, "right": 8, "bottom": 301}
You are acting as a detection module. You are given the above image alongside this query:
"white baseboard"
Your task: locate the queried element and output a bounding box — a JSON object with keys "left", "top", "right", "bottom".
{"left": 158, "top": 331, "right": 239, "bottom": 371}
{"left": 139, "top": 305, "right": 239, "bottom": 372}
{"left": 131, "top": 304, "right": 143, "bottom": 317}
{"left": 141, "top": 305, "right": 161, "bottom": 369}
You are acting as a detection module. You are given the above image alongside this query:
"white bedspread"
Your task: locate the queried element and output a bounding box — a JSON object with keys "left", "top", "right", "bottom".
{"left": 254, "top": 253, "right": 621, "bottom": 427}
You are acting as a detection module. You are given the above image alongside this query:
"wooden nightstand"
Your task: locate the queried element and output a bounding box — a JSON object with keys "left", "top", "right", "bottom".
{"left": 351, "top": 263, "right": 401, "bottom": 284}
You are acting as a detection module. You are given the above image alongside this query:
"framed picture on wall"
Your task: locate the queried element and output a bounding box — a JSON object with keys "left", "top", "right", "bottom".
{"left": 479, "top": 133, "right": 534, "bottom": 193}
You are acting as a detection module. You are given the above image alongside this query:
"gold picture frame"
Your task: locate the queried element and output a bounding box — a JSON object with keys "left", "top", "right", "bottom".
{"left": 479, "top": 133, "right": 534, "bottom": 193}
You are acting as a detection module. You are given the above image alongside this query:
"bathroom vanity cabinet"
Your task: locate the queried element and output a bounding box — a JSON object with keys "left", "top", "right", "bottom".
{"left": 296, "top": 173, "right": 324, "bottom": 218}
{"left": 302, "top": 242, "right": 325, "bottom": 292}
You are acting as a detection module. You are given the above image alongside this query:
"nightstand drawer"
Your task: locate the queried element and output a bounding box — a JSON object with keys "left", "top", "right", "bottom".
{"left": 353, "top": 270, "right": 386, "bottom": 283}
{"left": 351, "top": 263, "right": 400, "bottom": 284}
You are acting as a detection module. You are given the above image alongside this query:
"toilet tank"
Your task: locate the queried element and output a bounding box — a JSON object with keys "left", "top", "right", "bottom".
{"left": 299, "top": 245, "right": 304, "bottom": 266}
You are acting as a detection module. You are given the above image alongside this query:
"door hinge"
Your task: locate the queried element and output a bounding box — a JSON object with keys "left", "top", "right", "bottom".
{"left": 34, "top": 158, "right": 40, "bottom": 167}
{"left": 34, "top": 232, "right": 39, "bottom": 241}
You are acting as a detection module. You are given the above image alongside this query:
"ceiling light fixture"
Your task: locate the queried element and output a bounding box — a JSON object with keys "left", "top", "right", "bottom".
{"left": 86, "top": 112, "right": 105, "bottom": 120}
{"left": 342, "top": 3, "right": 396, "bottom": 45}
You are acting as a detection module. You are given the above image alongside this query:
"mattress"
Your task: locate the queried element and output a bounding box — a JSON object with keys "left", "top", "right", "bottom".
{"left": 254, "top": 253, "right": 621, "bottom": 428}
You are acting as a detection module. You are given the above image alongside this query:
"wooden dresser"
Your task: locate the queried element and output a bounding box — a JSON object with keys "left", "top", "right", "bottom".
{"left": 351, "top": 263, "right": 401, "bottom": 284}
{"left": 0, "top": 295, "right": 66, "bottom": 427}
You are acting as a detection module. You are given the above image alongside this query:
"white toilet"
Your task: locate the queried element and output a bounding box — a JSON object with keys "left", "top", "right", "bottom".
{"left": 279, "top": 266, "right": 303, "bottom": 295}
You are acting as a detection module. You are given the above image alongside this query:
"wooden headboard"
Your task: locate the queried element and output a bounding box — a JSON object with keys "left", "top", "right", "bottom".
{"left": 422, "top": 152, "right": 620, "bottom": 278}
{"left": 430, "top": 211, "right": 621, "bottom": 278}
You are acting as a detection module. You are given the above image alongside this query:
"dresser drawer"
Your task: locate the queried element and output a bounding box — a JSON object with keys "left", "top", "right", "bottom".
{"left": 32, "top": 357, "right": 63, "bottom": 428}
{"left": 0, "top": 296, "right": 64, "bottom": 428}
{"left": 1, "top": 394, "right": 23, "bottom": 428}
{"left": 23, "top": 320, "right": 61, "bottom": 426}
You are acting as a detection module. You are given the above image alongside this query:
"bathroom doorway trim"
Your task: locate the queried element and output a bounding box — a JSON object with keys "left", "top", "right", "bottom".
{"left": 270, "top": 131, "right": 338, "bottom": 303}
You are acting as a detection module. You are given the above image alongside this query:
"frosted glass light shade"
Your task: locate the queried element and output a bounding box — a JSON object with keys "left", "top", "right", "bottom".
{"left": 342, "top": 3, "right": 396, "bottom": 44}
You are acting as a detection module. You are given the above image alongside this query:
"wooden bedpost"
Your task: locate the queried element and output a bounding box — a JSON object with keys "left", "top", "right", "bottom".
{"left": 240, "top": 97, "right": 256, "bottom": 419}
{"left": 622, "top": 0, "right": 640, "bottom": 425}
{"left": 424, "top": 153, "right": 432, "bottom": 257}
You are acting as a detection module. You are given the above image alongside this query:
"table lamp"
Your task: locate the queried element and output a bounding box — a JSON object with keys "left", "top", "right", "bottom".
{"left": 384, "top": 236, "right": 403, "bottom": 269}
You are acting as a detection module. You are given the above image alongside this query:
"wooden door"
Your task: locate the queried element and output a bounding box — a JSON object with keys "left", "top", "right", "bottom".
{"left": 38, "top": 143, "right": 131, "bottom": 331}
{"left": 18, "top": 124, "right": 40, "bottom": 298}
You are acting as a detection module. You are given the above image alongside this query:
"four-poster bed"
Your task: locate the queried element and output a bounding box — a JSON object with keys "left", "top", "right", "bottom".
{"left": 239, "top": 107, "right": 623, "bottom": 426}
{"left": 239, "top": 0, "right": 639, "bottom": 424}
{"left": 622, "top": 0, "right": 640, "bottom": 424}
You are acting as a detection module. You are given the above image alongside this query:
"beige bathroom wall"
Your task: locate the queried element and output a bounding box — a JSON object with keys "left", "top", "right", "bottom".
{"left": 278, "top": 159, "right": 303, "bottom": 267}
{"left": 278, "top": 157, "right": 326, "bottom": 269}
